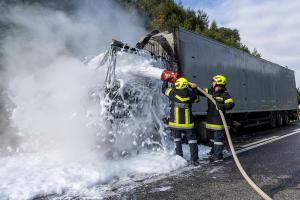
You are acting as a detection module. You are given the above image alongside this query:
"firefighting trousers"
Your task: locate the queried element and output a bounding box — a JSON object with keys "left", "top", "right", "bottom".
{"left": 172, "top": 129, "right": 199, "bottom": 161}
{"left": 209, "top": 130, "right": 225, "bottom": 158}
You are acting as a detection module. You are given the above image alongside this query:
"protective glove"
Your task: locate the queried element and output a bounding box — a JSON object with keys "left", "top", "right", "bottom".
{"left": 189, "top": 82, "right": 198, "bottom": 89}
{"left": 216, "top": 102, "right": 225, "bottom": 111}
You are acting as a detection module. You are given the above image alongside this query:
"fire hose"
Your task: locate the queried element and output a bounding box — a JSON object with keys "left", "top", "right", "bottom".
{"left": 194, "top": 85, "right": 272, "bottom": 200}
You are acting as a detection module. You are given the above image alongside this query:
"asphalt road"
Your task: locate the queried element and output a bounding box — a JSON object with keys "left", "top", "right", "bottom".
{"left": 107, "top": 121, "right": 300, "bottom": 200}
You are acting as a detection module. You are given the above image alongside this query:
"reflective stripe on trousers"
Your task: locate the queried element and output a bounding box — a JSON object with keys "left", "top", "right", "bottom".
{"left": 214, "top": 141, "right": 223, "bottom": 145}
{"left": 188, "top": 140, "right": 197, "bottom": 144}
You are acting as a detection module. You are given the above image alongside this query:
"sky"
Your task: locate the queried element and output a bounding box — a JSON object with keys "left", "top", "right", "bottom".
{"left": 178, "top": 0, "right": 300, "bottom": 87}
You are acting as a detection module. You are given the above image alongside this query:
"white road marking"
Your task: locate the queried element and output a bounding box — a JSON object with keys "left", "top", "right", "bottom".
{"left": 240, "top": 136, "right": 279, "bottom": 148}
{"left": 293, "top": 128, "right": 300, "bottom": 132}
{"left": 235, "top": 130, "right": 300, "bottom": 155}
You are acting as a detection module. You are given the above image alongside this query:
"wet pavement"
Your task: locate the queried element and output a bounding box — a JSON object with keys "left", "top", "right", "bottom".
{"left": 107, "top": 121, "right": 300, "bottom": 200}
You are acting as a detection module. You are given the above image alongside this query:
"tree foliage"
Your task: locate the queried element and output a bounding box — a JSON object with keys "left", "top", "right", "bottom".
{"left": 120, "top": 0, "right": 260, "bottom": 56}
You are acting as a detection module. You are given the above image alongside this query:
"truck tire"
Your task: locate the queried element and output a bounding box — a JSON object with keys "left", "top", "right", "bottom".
{"left": 277, "top": 112, "right": 283, "bottom": 126}
{"left": 283, "top": 112, "right": 289, "bottom": 125}
{"left": 270, "top": 112, "right": 277, "bottom": 128}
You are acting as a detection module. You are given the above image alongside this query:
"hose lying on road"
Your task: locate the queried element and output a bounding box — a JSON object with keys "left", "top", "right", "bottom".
{"left": 195, "top": 86, "right": 272, "bottom": 200}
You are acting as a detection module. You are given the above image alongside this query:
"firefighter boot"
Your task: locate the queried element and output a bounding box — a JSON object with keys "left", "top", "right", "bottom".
{"left": 210, "top": 130, "right": 224, "bottom": 163}
{"left": 186, "top": 129, "right": 199, "bottom": 163}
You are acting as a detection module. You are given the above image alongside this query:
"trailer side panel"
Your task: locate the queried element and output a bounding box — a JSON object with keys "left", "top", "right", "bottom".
{"left": 176, "top": 29, "right": 298, "bottom": 115}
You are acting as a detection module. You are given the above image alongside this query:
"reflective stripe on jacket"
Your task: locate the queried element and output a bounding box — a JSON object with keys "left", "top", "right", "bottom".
{"left": 200, "top": 87, "right": 235, "bottom": 130}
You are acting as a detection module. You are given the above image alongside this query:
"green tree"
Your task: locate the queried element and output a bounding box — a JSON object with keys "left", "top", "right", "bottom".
{"left": 195, "top": 10, "right": 209, "bottom": 31}
{"left": 210, "top": 21, "right": 218, "bottom": 31}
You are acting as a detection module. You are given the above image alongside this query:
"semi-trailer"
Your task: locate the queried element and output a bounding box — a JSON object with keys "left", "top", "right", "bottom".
{"left": 137, "top": 28, "right": 299, "bottom": 140}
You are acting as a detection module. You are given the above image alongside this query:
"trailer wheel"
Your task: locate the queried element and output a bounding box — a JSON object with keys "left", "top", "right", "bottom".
{"left": 277, "top": 112, "right": 283, "bottom": 126}
{"left": 283, "top": 112, "right": 289, "bottom": 125}
{"left": 270, "top": 112, "right": 277, "bottom": 128}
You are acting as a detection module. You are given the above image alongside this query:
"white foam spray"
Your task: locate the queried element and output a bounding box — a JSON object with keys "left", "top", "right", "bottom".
{"left": 0, "top": 2, "right": 210, "bottom": 199}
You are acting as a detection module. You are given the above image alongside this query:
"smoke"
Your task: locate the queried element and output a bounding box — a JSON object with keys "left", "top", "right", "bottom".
{"left": 0, "top": 1, "right": 147, "bottom": 154}
{"left": 0, "top": 3, "right": 179, "bottom": 198}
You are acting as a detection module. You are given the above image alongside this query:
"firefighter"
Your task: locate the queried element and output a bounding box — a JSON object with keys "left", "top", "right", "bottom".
{"left": 191, "top": 75, "right": 234, "bottom": 162}
{"left": 162, "top": 76, "right": 200, "bottom": 166}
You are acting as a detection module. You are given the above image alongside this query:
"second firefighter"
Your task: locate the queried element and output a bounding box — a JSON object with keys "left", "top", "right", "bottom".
{"left": 192, "top": 75, "right": 235, "bottom": 162}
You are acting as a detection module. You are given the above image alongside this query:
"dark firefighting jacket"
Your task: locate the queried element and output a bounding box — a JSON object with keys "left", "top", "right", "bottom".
{"left": 162, "top": 81, "right": 199, "bottom": 129}
{"left": 200, "top": 87, "right": 235, "bottom": 130}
